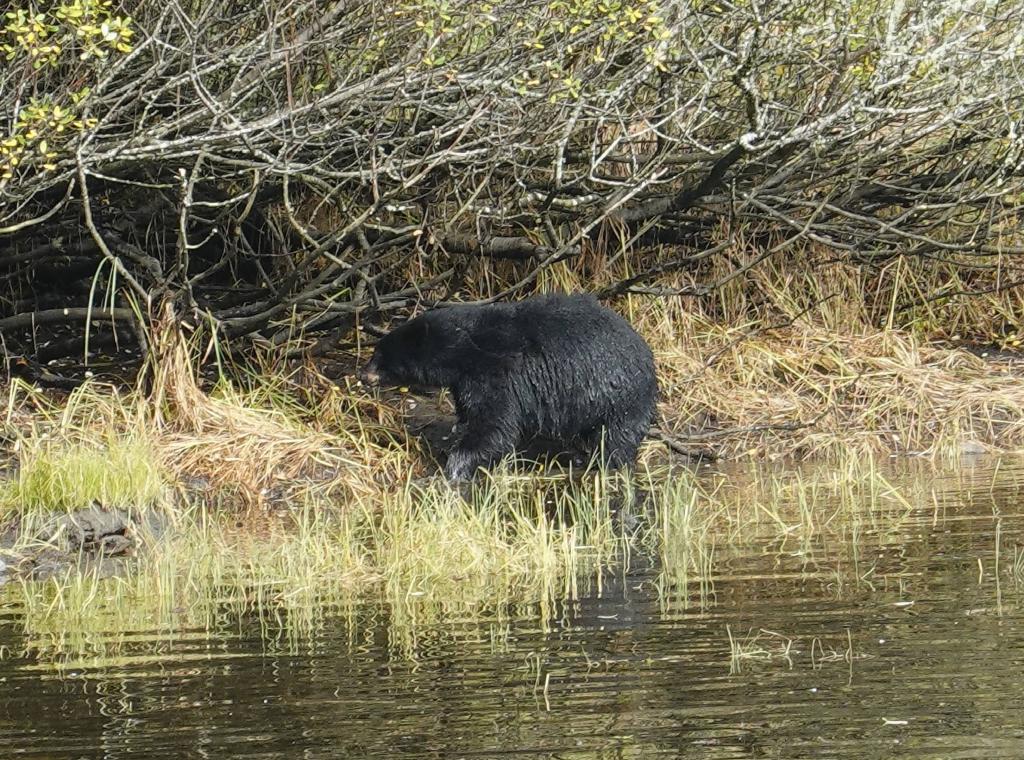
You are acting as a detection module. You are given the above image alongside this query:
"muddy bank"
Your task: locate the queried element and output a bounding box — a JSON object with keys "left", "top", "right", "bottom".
{"left": 0, "top": 503, "right": 171, "bottom": 585}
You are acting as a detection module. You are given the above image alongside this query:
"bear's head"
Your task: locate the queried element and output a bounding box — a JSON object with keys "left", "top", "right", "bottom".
{"left": 359, "top": 310, "right": 474, "bottom": 390}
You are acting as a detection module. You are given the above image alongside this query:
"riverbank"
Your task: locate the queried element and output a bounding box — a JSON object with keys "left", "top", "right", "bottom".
{"left": 3, "top": 286, "right": 1024, "bottom": 600}
{"left": 8, "top": 285, "right": 1024, "bottom": 505}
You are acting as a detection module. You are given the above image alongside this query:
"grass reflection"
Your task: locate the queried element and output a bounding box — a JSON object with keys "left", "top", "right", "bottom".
{"left": 5, "top": 455, "right": 1021, "bottom": 671}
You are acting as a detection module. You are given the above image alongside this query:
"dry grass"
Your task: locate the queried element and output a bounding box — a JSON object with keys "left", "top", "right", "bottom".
{"left": 0, "top": 308, "right": 418, "bottom": 536}
{"left": 648, "top": 310, "right": 1024, "bottom": 460}
{"left": 146, "top": 307, "right": 402, "bottom": 504}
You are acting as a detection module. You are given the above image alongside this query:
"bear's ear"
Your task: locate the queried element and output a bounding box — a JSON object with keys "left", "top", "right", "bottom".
{"left": 400, "top": 316, "right": 430, "bottom": 343}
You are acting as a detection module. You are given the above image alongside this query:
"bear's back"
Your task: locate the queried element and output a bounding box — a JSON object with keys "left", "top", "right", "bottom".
{"left": 511, "top": 294, "right": 652, "bottom": 362}
{"left": 500, "top": 293, "right": 656, "bottom": 436}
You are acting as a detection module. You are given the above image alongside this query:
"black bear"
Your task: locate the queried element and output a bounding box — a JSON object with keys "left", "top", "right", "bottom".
{"left": 360, "top": 293, "right": 657, "bottom": 481}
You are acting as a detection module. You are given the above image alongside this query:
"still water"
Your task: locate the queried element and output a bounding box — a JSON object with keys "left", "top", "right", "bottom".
{"left": 2, "top": 458, "right": 1024, "bottom": 758}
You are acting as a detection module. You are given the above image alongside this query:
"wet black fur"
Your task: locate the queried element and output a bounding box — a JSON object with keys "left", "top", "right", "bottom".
{"left": 361, "top": 293, "right": 658, "bottom": 481}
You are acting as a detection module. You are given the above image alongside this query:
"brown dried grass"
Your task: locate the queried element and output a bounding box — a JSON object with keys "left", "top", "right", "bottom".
{"left": 624, "top": 244, "right": 1024, "bottom": 461}
{"left": 145, "top": 308, "right": 410, "bottom": 505}
{"left": 647, "top": 309, "right": 1024, "bottom": 460}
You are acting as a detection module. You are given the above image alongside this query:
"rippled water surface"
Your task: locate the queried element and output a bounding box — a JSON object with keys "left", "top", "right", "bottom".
{"left": 3, "top": 458, "right": 1024, "bottom": 758}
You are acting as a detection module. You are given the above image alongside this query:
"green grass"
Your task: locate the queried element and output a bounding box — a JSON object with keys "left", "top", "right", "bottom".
{"left": 0, "top": 436, "right": 165, "bottom": 519}
{"left": 4, "top": 454, "right": 967, "bottom": 668}
{"left": 5, "top": 467, "right": 637, "bottom": 665}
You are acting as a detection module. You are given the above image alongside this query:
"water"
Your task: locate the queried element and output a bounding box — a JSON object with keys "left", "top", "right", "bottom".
{"left": 3, "top": 458, "right": 1024, "bottom": 758}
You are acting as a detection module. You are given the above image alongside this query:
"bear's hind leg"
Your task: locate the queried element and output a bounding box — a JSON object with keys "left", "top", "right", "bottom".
{"left": 586, "top": 419, "right": 648, "bottom": 473}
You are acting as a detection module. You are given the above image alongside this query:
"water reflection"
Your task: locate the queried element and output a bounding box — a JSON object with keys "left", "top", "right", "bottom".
{"left": 2, "top": 457, "right": 1024, "bottom": 758}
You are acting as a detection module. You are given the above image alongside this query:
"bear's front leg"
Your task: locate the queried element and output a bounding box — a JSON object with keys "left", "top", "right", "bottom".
{"left": 443, "top": 400, "right": 521, "bottom": 481}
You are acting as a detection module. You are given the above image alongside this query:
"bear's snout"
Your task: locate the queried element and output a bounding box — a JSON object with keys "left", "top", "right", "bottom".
{"left": 358, "top": 364, "right": 381, "bottom": 386}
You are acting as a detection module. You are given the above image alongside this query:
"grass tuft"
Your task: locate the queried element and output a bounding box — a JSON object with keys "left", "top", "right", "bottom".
{"left": 1, "top": 437, "right": 163, "bottom": 518}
